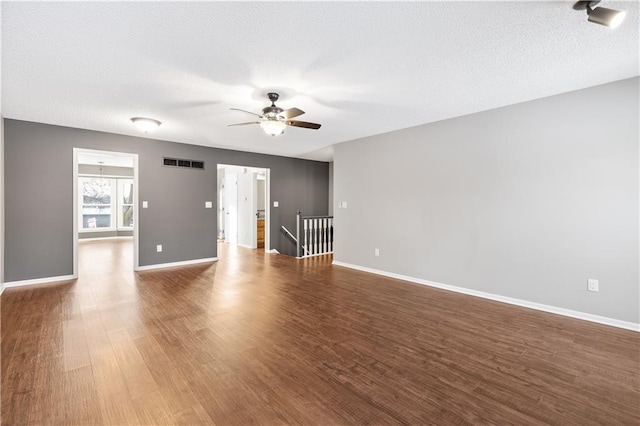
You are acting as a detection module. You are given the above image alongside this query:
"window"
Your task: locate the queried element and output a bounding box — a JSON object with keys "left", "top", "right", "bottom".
{"left": 79, "top": 176, "right": 134, "bottom": 232}
{"left": 80, "top": 177, "right": 113, "bottom": 230}
{"left": 119, "top": 179, "right": 134, "bottom": 228}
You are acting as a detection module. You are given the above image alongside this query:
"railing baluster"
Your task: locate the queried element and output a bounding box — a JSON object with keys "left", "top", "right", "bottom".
{"left": 329, "top": 218, "right": 333, "bottom": 253}
{"left": 293, "top": 214, "right": 334, "bottom": 259}
{"left": 303, "top": 217, "right": 308, "bottom": 256}
{"left": 321, "top": 218, "right": 326, "bottom": 253}
{"left": 296, "top": 211, "right": 301, "bottom": 257}
{"left": 312, "top": 219, "right": 316, "bottom": 254}
{"left": 316, "top": 219, "right": 321, "bottom": 253}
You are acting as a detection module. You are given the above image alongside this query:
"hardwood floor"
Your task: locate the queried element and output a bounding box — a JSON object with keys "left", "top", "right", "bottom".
{"left": 2, "top": 238, "right": 639, "bottom": 425}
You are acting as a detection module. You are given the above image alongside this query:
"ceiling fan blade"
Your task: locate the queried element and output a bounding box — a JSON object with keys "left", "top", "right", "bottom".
{"left": 228, "top": 121, "right": 261, "bottom": 127}
{"left": 230, "top": 108, "right": 263, "bottom": 118}
{"left": 286, "top": 120, "right": 321, "bottom": 130}
{"left": 279, "top": 108, "right": 305, "bottom": 119}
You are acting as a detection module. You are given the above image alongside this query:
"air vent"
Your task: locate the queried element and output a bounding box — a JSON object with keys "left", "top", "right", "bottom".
{"left": 163, "top": 157, "right": 205, "bottom": 170}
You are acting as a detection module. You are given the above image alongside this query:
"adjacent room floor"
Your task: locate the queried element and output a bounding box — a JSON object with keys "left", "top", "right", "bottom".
{"left": 2, "top": 238, "right": 639, "bottom": 424}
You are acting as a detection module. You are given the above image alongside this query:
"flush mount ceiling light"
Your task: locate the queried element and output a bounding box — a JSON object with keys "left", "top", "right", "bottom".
{"left": 130, "top": 117, "right": 161, "bottom": 133}
{"left": 575, "top": 1, "right": 626, "bottom": 28}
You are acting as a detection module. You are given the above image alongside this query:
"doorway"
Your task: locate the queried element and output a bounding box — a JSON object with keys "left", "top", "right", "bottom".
{"left": 217, "top": 164, "right": 270, "bottom": 251}
{"left": 73, "top": 148, "right": 139, "bottom": 276}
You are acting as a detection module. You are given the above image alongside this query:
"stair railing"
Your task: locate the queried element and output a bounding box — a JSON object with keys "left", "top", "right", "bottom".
{"left": 296, "top": 211, "right": 334, "bottom": 258}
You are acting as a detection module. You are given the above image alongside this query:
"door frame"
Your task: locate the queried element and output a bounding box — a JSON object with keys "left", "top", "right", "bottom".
{"left": 217, "top": 164, "right": 270, "bottom": 252}
{"left": 73, "top": 148, "right": 140, "bottom": 276}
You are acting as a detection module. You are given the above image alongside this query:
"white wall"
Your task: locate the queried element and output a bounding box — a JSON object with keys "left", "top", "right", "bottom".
{"left": 257, "top": 179, "right": 266, "bottom": 212}
{"left": 334, "top": 78, "right": 639, "bottom": 325}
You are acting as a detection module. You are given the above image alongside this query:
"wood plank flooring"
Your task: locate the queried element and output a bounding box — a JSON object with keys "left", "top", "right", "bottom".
{"left": 2, "top": 238, "right": 639, "bottom": 425}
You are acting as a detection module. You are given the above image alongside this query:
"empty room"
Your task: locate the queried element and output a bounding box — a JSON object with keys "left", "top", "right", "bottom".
{"left": 1, "top": 1, "right": 638, "bottom": 425}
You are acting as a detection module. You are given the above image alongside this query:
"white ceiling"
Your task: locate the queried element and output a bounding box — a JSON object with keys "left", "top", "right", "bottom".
{"left": 2, "top": 1, "right": 638, "bottom": 162}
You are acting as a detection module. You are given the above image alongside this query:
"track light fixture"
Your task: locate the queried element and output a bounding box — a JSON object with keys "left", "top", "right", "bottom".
{"left": 575, "top": 1, "right": 626, "bottom": 28}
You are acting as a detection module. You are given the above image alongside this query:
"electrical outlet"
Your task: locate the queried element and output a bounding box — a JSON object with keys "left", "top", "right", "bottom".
{"left": 156, "top": 244, "right": 163, "bottom": 253}
{"left": 587, "top": 278, "right": 599, "bottom": 292}
{"left": 374, "top": 248, "right": 380, "bottom": 256}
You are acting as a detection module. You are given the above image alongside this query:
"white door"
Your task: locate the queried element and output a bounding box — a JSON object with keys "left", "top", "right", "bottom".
{"left": 224, "top": 174, "right": 238, "bottom": 244}
{"left": 236, "top": 170, "right": 255, "bottom": 248}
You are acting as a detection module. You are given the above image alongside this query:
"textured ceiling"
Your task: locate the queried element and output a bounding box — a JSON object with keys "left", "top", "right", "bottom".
{"left": 2, "top": 1, "right": 638, "bottom": 161}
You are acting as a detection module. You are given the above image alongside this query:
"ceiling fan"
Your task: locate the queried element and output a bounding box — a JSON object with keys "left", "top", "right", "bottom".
{"left": 229, "top": 92, "right": 321, "bottom": 136}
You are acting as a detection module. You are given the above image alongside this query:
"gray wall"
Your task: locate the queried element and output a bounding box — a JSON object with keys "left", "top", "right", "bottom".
{"left": 333, "top": 78, "right": 639, "bottom": 324}
{"left": 4, "top": 120, "right": 329, "bottom": 281}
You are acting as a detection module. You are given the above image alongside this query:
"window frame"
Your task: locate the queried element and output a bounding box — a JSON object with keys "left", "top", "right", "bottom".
{"left": 78, "top": 175, "right": 134, "bottom": 233}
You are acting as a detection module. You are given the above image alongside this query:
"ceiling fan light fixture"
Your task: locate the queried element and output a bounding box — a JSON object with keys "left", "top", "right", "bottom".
{"left": 229, "top": 92, "right": 320, "bottom": 135}
{"left": 131, "top": 117, "right": 161, "bottom": 133}
{"left": 260, "top": 120, "right": 286, "bottom": 137}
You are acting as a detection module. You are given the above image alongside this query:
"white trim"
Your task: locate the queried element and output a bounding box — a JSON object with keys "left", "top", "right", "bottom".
{"left": 266, "top": 249, "right": 280, "bottom": 254}
{"left": 78, "top": 236, "right": 133, "bottom": 242}
{"left": 79, "top": 173, "right": 134, "bottom": 179}
{"left": 217, "top": 164, "right": 270, "bottom": 252}
{"left": 133, "top": 154, "right": 139, "bottom": 271}
{"left": 237, "top": 243, "right": 254, "bottom": 249}
{"left": 137, "top": 257, "right": 218, "bottom": 271}
{"left": 4, "top": 274, "right": 76, "bottom": 288}
{"left": 332, "top": 261, "right": 640, "bottom": 332}
{"left": 0, "top": 285, "right": 5, "bottom": 296}
{"left": 265, "top": 168, "right": 271, "bottom": 252}
{"left": 73, "top": 148, "right": 79, "bottom": 276}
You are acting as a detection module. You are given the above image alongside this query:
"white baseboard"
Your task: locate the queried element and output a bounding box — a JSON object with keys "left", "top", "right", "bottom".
{"left": 332, "top": 261, "right": 640, "bottom": 332}
{"left": 0, "top": 284, "right": 4, "bottom": 296}
{"left": 266, "top": 249, "right": 280, "bottom": 254}
{"left": 2, "top": 257, "right": 219, "bottom": 289}
{"left": 137, "top": 257, "right": 218, "bottom": 271}
{"left": 3, "top": 274, "right": 77, "bottom": 288}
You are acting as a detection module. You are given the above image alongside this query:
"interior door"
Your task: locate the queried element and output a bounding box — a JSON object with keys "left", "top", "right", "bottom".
{"left": 224, "top": 174, "right": 238, "bottom": 244}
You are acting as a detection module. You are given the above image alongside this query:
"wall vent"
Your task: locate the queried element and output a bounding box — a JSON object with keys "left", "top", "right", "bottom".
{"left": 163, "top": 157, "right": 205, "bottom": 170}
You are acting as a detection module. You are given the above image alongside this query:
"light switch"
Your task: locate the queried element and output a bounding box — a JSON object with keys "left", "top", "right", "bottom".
{"left": 273, "top": 201, "right": 279, "bottom": 207}
{"left": 205, "top": 201, "right": 213, "bottom": 208}
{"left": 142, "top": 201, "right": 149, "bottom": 208}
